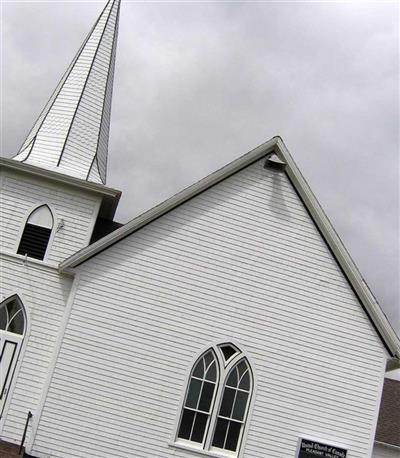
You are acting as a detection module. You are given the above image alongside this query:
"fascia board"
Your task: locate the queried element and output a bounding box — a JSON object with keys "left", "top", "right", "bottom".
{"left": 59, "top": 136, "right": 400, "bottom": 359}
{"left": 275, "top": 137, "right": 400, "bottom": 360}
{"left": 59, "top": 136, "right": 280, "bottom": 270}
{"left": 0, "top": 158, "right": 121, "bottom": 198}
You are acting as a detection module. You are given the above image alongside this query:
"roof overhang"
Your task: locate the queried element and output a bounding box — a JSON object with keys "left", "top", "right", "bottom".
{"left": 0, "top": 157, "right": 121, "bottom": 219}
{"left": 58, "top": 136, "right": 400, "bottom": 361}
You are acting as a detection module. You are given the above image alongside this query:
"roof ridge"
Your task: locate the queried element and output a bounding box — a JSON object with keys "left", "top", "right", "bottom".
{"left": 58, "top": 136, "right": 400, "bottom": 361}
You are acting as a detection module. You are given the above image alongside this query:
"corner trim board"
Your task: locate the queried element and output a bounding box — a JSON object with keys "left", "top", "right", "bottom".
{"left": 25, "top": 272, "right": 81, "bottom": 455}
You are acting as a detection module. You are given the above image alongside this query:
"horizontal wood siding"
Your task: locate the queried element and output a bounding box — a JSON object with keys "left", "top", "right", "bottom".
{"left": 34, "top": 159, "right": 386, "bottom": 457}
{"left": 0, "top": 169, "right": 101, "bottom": 263}
{"left": 0, "top": 254, "right": 72, "bottom": 446}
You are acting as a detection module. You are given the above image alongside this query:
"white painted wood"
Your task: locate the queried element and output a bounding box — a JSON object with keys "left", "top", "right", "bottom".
{"left": 0, "top": 168, "right": 102, "bottom": 263}
{"left": 60, "top": 137, "right": 400, "bottom": 360}
{"left": 0, "top": 337, "right": 22, "bottom": 414}
{"left": 0, "top": 253, "right": 73, "bottom": 447}
{"left": 32, "top": 158, "right": 387, "bottom": 458}
{"left": 25, "top": 273, "right": 81, "bottom": 455}
{"left": 0, "top": 162, "right": 104, "bottom": 446}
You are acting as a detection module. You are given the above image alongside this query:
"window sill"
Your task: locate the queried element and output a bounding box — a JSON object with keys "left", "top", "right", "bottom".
{"left": 0, "top": 250, "right": 59, "bottom": 271}
{"left": 169, "top": 442, "right": 235, "bottom": 458}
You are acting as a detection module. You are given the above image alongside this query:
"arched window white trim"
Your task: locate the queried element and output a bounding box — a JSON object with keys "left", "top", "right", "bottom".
{"left": 17, "top": 204, "right": 54, "bottom": 260}
{"left": 177, "top": 349, "right": 220, "bottom": 446}
{"left": 175, "top": 343, "right": 254, "bottom": 457}
{"left": 0, "top": 295, "right": 27, "bottom": 420}
{"left": 0, "top": 295, "right": 26, "bottom": 336}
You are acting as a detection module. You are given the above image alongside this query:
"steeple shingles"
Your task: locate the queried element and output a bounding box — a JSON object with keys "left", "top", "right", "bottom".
{"left": 12, "top": 0, "right": 121, "bottom": 184}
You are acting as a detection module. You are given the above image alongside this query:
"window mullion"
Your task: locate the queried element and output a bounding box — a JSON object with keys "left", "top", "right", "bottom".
{"left": 204, "top": 366, "right": 223, "bottom": 450}
{"left": 189, "top": 412, "right": 197, "bottom": 441}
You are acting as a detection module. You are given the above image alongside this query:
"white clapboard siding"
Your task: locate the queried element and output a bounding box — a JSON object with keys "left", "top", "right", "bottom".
{"left": 0, "top": 169, "right": 101, "bottom": 263}
{"left": 33, "top": 158, "right": 386, "bottom": 458}
{"left": 0, "top": 253, "right": 72, "bottom": 446}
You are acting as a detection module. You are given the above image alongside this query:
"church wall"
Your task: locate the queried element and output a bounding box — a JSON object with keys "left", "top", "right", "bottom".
{"left": 32, "top": 158, "right": 387, "bottom": 458}
{"left": 0, "top": 253, "right": 72, "bottom": 446}
{"left": 0, "top": 168, "right": 102, "bottom": 264}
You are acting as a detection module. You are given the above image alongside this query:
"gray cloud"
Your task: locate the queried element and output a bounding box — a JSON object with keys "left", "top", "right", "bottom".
{"left": 1, "top": 1, "right": 399, "bottom": 335}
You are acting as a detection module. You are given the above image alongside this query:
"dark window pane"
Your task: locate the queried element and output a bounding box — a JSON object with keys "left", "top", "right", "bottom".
{"left": 178, "top": 409, "right": 195, "bottom": 440}
{"left": 191, "top": 412, "right": 208, "bottom": 443}
{"left": 185, "top": 378, "right": 202, "bottom": 409}
{"left": 237, "top": 360, "right": 247, "bottom": 379}
{"left": 226, "top": 368, "right": 238, "bottom": 388}
{"left": 212, "top": 418, "right": 229, "bottom": 448}
{"left": 6, "top": 301, "right": 19, "bottom": 320}
{"left": 225, "top": 421, "right": 241, "bottom": 451}
{"left": 239, "top": 371, "right": 250, "bottom": 391}
{"left": 232, "top": 391, "right": 248, "bottom": 421}
{"left": 8, "top": 310, "right": 24, "bottom": 335}
{"left": 198, "top": 381, "right": 215, "bottom": 412}
{"left": 221, "top": 345, "right": 237, "bottom": 361}
{"left": 219, "top": 387, "right": 235, "bottom": 418}
{"left": 0, "top": 307, "right": 7, "bottom": 331}
{"left": 192, "top": 358, "right": 204, "bottom": 378}
{"left": 205, "top": 361, "right": 216, "bottom": 382}
{"left": 204, "top": 351, "right": 213, "bottom": 369}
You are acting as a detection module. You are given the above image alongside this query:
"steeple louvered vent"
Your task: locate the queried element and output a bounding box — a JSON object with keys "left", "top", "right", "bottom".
{"left": 17, "top": 205, "right": 53, "bottom": 260}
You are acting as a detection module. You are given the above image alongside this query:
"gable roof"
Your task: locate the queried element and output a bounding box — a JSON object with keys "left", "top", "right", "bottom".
{"left": 60, "top": 136, "right": 400, "bottom": 361}
{"left": 12, "top": 0, "right": 121, "bottom": 185}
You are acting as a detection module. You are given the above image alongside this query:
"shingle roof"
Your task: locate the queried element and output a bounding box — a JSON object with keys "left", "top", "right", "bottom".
{"left": 12, "top": 0, "right": 121, "bottom": 185}
{"left": 375, "top": 378, "right": 400, "bottom": 447}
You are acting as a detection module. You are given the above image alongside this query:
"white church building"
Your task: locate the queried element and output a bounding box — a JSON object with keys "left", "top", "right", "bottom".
{"left": 1, "top": 1, "right": 399, "bottom": 457}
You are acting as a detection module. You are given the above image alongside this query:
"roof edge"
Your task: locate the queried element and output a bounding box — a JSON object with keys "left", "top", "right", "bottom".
{"left": 60, "top": 136, "right": 279, "bottom": 270}
{"left": 0, "top": 158, "right": 121, "bottom": 198}
{"left": 59, "top": 136, "right": 400, "bottom": 358}
{"left": 274, "top": 137, "right": 400, "bottom": 360}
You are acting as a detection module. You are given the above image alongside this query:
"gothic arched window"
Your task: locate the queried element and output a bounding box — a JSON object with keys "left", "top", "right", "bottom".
{"left": 0, "top": 296, "right": 25, "bottom": 335}
{"left": 177, "top": 350, "right": 219, "bottom": 444}
{"left": 17, "top": 205, "right": 53, "bottom": 260}
{"left": 176, "top": 344, "right": 253, "bottom": 456}
{"left": 211, "top": 358, "right": 252, "bottom": 453}
{"left": 0, "top": 295, "right": 26, "bottom": 414}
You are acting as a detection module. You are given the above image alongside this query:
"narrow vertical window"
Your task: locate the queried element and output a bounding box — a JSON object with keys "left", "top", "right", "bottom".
{"left": 211, "top": 359, "right": 252, "bottom": 453}
{"left": 177, "top": 350, "right": 218, "bottom": 444}
{"left": 0, "top": 295, "right": 26, "bottom": 416}
{"left": 17, "top": 205, "right": 53, "bottom": 260}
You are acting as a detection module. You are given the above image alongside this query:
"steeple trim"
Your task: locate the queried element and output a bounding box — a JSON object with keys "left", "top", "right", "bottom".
{"left": 12, "top": 0, "right": 121, "bottom": 185}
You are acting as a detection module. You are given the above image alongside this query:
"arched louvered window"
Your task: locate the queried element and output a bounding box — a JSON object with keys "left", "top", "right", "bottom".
{"left": 17, "top": 205, "right": 53, "bottom": 260}
{"left": 176, "top": 344, "right": 253, "bottom": 456}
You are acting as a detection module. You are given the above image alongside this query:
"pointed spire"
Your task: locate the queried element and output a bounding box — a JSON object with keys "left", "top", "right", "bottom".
{"left": 12, "top": 0, "right": 121, "bottom": 184}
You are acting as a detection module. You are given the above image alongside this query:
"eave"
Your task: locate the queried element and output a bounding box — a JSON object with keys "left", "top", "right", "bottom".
{"left": 0, "top": 157, "right": 121, "bottom": 219}
{"left": 58, "top": 136, "right": 400, "bottom": 361}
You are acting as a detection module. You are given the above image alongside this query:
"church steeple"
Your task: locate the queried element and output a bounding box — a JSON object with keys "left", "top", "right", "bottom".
{"left": 12, "top": 0, "right": 121, "bottom": 185}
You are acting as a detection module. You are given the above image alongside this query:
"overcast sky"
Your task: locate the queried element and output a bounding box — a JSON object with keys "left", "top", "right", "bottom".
{"left": 1, "top": 1, "right": 399, "bottom": 338}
